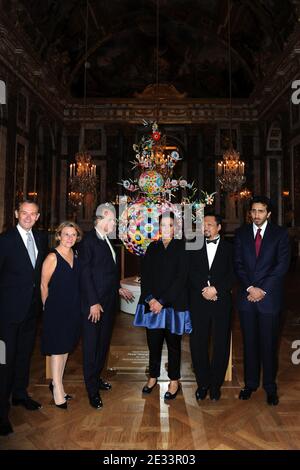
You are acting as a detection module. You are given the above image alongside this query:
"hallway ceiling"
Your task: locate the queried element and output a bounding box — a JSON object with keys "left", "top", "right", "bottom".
{"left": 11, "top": 0, "right": 300, "bottom": 99}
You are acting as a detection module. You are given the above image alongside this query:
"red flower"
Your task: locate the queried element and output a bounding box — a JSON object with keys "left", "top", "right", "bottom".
{"left": 152, "top": 131, "right": 161, "bottom": 141}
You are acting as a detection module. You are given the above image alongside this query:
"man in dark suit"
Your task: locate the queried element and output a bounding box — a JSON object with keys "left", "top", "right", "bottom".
{"left": 0, "top": 200, "right": 47, "bottom": 436}
{"left": 189, "top": 213, "right": 234, "bottom": 401}
{"left": 80, "top": 203, "right": 133, "bottom": 409}
{"left": 234, "top": 196, "right": 290, "bottom": 406}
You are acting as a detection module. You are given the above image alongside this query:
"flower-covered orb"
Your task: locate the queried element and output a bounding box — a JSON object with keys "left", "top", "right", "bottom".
{"left": 138, "top": 170, "right": 164, "bottom": 195}
{"left": 119, "top": 199, "right": 182, "bottom": 256}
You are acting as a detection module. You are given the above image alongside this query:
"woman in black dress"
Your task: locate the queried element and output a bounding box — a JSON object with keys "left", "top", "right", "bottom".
{"left": 41, "top": 221, "right": 82, "bottom": 409}
{"left": 134, "top": 212, "right": 191, "bottom": 400}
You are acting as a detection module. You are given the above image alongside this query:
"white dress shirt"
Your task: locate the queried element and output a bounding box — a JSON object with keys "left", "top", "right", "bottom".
{"left": 16, "top": 224, "right": 38, "bottom": 258}
{"left": 95, "top": 227, "right": 116, "bottom": 263}
{"left": 206, "top": 236, "right": 220, "bottom": 271}
{"left": 253, "top": 219, "right": 268, "bottom": 239}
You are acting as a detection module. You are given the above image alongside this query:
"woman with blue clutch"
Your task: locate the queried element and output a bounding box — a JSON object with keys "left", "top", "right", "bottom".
{"left": 134, "top": 212, "right": 192, "bottom": 399}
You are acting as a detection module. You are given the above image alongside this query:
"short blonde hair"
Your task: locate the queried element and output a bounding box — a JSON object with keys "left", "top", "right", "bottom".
{"left": 55, "top": 221, "right": 82, "bottom": 242}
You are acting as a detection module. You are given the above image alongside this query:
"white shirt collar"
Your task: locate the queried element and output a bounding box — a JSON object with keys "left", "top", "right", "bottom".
{"left": 16, "top": 224, "right": 38, "bottom": 255}
{"left": 17, "top": 223, "right": 33, "bottom": 237}
{"left": 253, "top": 219, "right": 268, "bottom": 238}
{"left": 95, "top": 227, "right": 105, "bottom": 240}
{"left": 205, "top": 236, "right": 220, "bottom": 244}
{"left": 95, "top": 227, "right": 116, "bottom": 263}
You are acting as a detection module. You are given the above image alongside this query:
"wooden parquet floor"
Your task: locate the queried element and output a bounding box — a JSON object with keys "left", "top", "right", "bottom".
{"left": 1, "top": 266, "right": 300, "bottom": 450}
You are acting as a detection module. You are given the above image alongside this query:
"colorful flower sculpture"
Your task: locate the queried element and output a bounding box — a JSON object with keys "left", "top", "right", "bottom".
{"left": 118, "top": 121, "right": 215, "bottom": 256}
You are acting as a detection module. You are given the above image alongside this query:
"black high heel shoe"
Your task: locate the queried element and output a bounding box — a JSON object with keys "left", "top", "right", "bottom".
{"left": 164, "top": 383, "right": 181, "bottom": 400}
{"left": 49, "top": 382, "right": 68, "bottom": 409}
{"left": 49, "top": 382, "right": 72, "bottom": 401}
{"left": 142, "top": 379, "right": 158, "bottom": 394}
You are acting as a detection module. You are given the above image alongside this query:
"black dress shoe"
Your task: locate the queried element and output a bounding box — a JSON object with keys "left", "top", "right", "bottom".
{"left": 89, "top": 394, "right": 103, "bottom": 409}
{"left": 0, "top": 419, "right": 13, "bottom": 436}
{"left": 195, "top": 387, "right": 208, "bottom": 401}
{"left": 49, "top": 382, "right": 72, "bottom": 401}
{"left": 99, "top": 378, "right": 112, "bottom": 391}
{"left": 267, "top": 392, "right": 279, "bottom": 406}
{"left": 164, "top": 384, "right": 181, "bottom": 400}
{"left": 209, "top": 388, "right": 221, "bottom": 401}
{"left": 239, "top": 387, "right": 256, "bottom": 400}
{"left": 142, "top": 379, "right": 157, "bottom": 394}
{"left": 11, "top": 397, "right": 42, "bottom": 410}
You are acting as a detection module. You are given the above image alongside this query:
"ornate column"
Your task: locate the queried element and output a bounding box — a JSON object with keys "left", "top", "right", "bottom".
{"left": 59, "top": 129, "right": 71, "bottom": 222}
{"left": 50, "top": 146, "right": 57, "bottom": 228}
{"left": 4, "top": 78, "right": 18, "bottom": 229}
{"left": 224, "top": 194, "right": 241, "bottom": 232}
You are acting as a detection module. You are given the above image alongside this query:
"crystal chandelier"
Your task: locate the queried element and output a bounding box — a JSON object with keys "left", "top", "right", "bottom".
{"left": 217, "top": 147, "right": 245, "bottom": 194}
{"left": 68, "top": 0, "right": 97, "bottom": 207}
{"left": 239, "top": 187, "right": 252, "bottom": 199}
{"left": 69, "top": 150, "right": 97, "bottom": 206}
{"left": 217, "top": 0, "right": 246, "bottom": 194}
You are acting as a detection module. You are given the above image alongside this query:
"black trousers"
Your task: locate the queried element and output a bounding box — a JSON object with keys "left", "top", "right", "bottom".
{"left": 190, "top": 305, "right": 231, "bottom": 389}
{"left": 239, "top": 308, "right": 279, "bottom": 394}
{"left": 82, "top": 300, "right": 115, "bottom": 397}
{"left": 146, "top": 328, "right": 182, "bottom": 380}
{"left": 0, "top": 305, "right": 37, "bottom": 421}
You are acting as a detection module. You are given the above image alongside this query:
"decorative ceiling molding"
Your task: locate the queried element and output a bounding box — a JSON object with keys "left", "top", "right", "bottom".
{"left": 63, "top": 100, "right": 258, "bottom": 126}
{"left": 250, "top": 24, "right": 300, "bottom": 118}
{"left": 1, "top": 6, "right": 300, "bottom": 127}
{"left": 0, "top": 15, "right": 65, "bottom": 120}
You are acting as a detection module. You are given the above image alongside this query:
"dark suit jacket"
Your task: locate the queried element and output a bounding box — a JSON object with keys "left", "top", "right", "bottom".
{"left": 234, "top": 222, "right": 290, "bottom": 313}
{"left": 189, "top": 238, "right": 234, "bottom": 313}
{"left": 0, "top": 227, "right": 48, "bottom": 323}
{"left": 79, "top": 229, "right": 119, "bottom": 314}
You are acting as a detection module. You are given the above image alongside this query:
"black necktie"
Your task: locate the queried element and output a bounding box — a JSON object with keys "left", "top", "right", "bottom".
{"left": 206, "top": 238, "right": 219, "bottom": 244}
